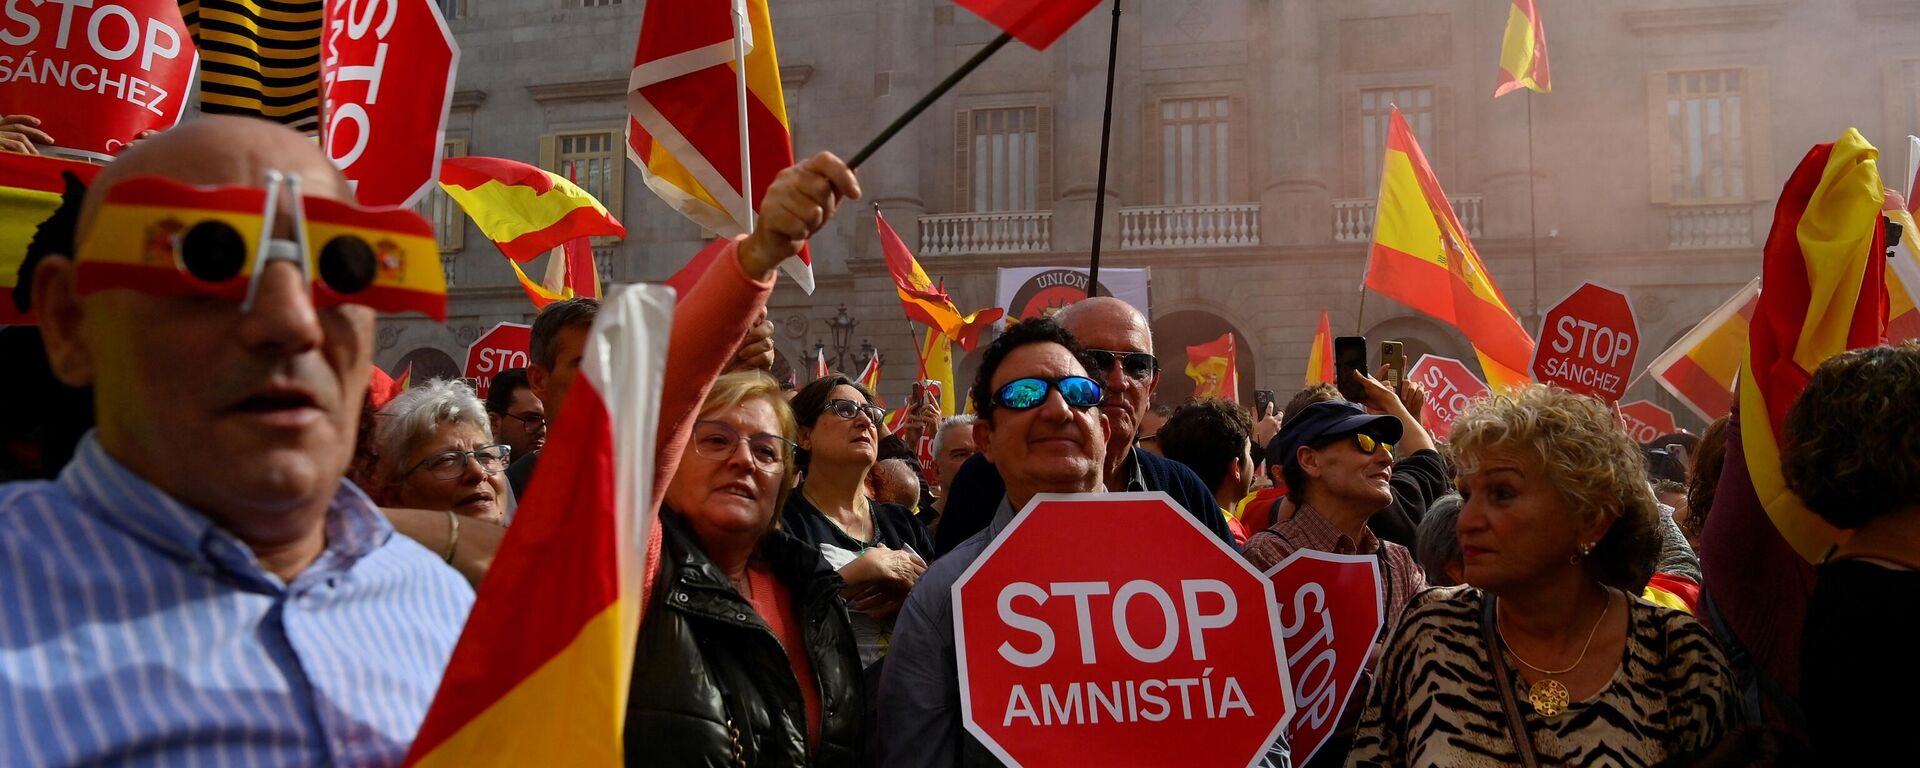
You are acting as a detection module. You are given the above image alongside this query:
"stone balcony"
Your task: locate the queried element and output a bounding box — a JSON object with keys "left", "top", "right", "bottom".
{"left": 1332, "top": 194, "right": 1484, "bottom": 243}
{"left": 1118, "top": 203, "right": 1262, "bottom": 250}
{"left": 918, "top": 210, "right": 1052, "bottom": 255}
{"left": 1666, "top": 204, "right": 1755, "bottom": 249}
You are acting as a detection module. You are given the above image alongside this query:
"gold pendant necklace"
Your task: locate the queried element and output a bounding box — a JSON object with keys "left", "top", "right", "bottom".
{"left": 1498, "top": 589, "right": 1613, "bottom": 718}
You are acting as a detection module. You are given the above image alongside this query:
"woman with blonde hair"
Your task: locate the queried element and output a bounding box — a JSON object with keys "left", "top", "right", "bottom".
{"left": 627, "top": 371, "right": 865, "bottom": 766}
{"left": 1348, "top": 385, "right": 1739, "bottom": 766}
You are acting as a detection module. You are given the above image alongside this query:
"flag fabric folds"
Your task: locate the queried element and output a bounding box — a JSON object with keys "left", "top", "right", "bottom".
{"left": 1185, "top": 332, "right": 1240, "bottom": 403}
{"left": 439, "top": 157, "right": 627, "bottom": 262}
{"left": 857, "top": 353, "right": 882, "bottom": 393}
{"left": 180, "top": 0, "right": 323, "bottom": 131}
{"left": 0, "top": 153, "right": 98, "bottom": 325}
{"left": 1699, "top": 128, "right": 1889, "bottom": 718}
{"left": 1365, "top": 107, "right": 1536, "bottom": 391}
{"left": 1304, "top": 308, "right": 1336, "bottom": 387}
{"left": 627, "top": 0, "right": 813, "bottom": 292}
{"left": 952, "top": 0, "right": 1104, "bottom": 50}
{"left": 1493, "top": 0, "right": 1551, "bottom": 98}
{"left": 393, "top": 363, "right": 414, "bottom": 393}
{"left": 1647, "top": 278, "right": 1760, "bottom": 421}
{"left": 921, "top": 326, "right": 957, "bottom": 417}
{"left": 877, "top": 210, "right": 1004, "bottom": 351}
{"left": 1887, "top": 209, "right": 1920, "bottom": 342}
{"left": 814, "top": 346, "right": 828, "bottom": 380}
{"left": 405, "top": 284, "right": 674, "bottom": 766}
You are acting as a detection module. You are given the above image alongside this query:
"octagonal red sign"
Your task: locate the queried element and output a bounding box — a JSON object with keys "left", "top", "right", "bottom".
{"left": 320, "top": 0, "right": 459, "bottom": 207}
{"left": 953, "top": 493, "right": 1293, "bottom": 767}
{"left": 1265, "top": 550, "right": 1385, "bottom": 767}
{"left": 1619, "top": 400, "right": 1679, "bottom": 444}
{"left": 1532, "top": 282, "right": 1641, "bottom": 403}
{"left": 1408, "top": 354, "right": 1489, "bottom": 441}
{"left": 464, "top": 322, "right": 530, "bottom": 400}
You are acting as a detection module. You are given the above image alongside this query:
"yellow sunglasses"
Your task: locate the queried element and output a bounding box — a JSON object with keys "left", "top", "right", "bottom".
{"left": 74, "top": 171, "right": 447, "bottom": 320}
{"left": 1353, "top": 432, "right": 1394, "bottom": 456}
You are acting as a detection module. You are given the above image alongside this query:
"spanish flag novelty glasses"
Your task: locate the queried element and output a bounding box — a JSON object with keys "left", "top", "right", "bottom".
{"left": 74, "top": 171, "right": 447, "bottom": 320}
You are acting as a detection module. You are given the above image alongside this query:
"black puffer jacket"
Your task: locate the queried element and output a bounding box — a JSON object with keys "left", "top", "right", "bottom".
{"left": 626, "top": 510, "right": 866, "bottom": 767}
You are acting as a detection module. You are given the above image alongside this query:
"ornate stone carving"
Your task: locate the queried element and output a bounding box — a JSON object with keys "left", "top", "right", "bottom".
{"left": 783, "top": 313, "right": 811, "bottom": 339}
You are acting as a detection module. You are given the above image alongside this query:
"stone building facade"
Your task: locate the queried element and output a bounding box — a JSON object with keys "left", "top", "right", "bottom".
{"left": 384, "top": 0, "right": 1920, "bottom": 430}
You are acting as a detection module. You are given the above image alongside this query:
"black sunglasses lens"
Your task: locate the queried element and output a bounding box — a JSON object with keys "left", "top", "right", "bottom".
{"left": 1123, "top": 354, "right": 1156, "bottom": 377}
{"left": 318, "top": 236, "right": 377, "bottom": 294}
{"left": 179, "top": 221, "right": 247, "bottom": 283}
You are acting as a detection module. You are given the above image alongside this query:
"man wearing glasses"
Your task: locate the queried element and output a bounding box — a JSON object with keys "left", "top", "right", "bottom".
{"left": 877, "top": 317, "right": 1112, "bottom": 768}
{"left": 932, "top": 296, "right": 1236, "bottom": 555}
{"left": 485, "top": 366, "right": 547, "bottom": 461}
{"left": 0, "top": 117, "right": 473, "bottom": 765}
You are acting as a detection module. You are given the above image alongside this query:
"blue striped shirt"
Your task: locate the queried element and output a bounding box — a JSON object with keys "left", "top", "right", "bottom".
{"left": 1, "top": 434, "right": 475, "bottom": 767}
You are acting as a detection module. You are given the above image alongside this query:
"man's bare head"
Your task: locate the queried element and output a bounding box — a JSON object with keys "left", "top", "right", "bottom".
{"left": 37, "top": 116, "right": 375, "bottom": 570}
{"left": 1054, "top": 296, "right": 1158, "bottom": 450}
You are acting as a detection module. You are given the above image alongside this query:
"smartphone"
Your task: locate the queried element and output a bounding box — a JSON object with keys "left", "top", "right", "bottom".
{"left": 1334, "top": 336, "right": 1369, "bottom": 402}
{"left": 1379, "top": 341, "right": 1405, "bottom": 395}
{"left": 912, "top": 379, "right": 941, "bottom": 409}
{"left": 1254, "top": 389, "right": 1278, "bottom": 420}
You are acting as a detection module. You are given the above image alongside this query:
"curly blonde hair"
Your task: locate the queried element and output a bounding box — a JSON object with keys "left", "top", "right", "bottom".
{"left": 1448, "top": 385, "right": 1663, "bottom": 590}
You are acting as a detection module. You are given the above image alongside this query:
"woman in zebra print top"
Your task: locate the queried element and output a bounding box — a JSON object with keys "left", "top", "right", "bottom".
{"left": 1348, "top": 386, "right": 1740, "bottom": 767}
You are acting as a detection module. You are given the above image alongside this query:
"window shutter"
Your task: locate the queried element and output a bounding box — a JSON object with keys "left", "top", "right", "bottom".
{"left": 605, "top": 129, "right": 626, "bottom": 230}
{"left": 539, "top": 133, "right": 557, "bottom": 171}
{"left": 953, "top": 110, "right": 972, "bottom": 212}
{"left": 1341, "top": 91, "right": 1362, "bottom": 196}
{"left": 1646, "top": 72, "right": 1673, "bottom": 204}
{"left": 1434, "top": 86, "right": 1456, "bottom": 185}
{"left": 1036, "top": 105, "right": 1054, "bottom": 210}
{"left": 1143, "top": 99, "right": 1162, "bottom": 204}
{"left": 1744, "top": 67, "right": 1773, "bottom": 202}
{"left": 1228, "top": 95, "right": 1249, "bottom": 202}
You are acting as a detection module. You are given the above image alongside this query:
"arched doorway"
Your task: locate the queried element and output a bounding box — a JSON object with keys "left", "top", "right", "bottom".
{"left": 1150, "top": 311, "right": 1257, "bottom": 406}
{"left": 1361, "top": 315, "right": 1471, "bottom": 373}
{"left": 391, "top": 347, "right": 460, "bottom": 385}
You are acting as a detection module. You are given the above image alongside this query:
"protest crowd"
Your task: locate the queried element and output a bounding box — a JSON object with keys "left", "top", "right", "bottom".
{"left": 2, "top": 0, "right": 1918, "bottom": 767}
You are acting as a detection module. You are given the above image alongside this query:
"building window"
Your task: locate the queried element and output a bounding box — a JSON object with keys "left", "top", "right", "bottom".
{"left": 438, "top": 0, "right": 467, "bottom": 19}
{"left": 1360, "top": 86, "right": 1434, "bottom": 194}
{"left": 541, "top": 129, "right": 625, "bottom": 241}
{"left": 953, "top": 106, "right": 1052, "bottom": 212}
{"left": 1157, "top": 97, "right": 1233, "bottom": 205}
{"left": 1660, "top": 69, "right": 1749, "bottom": 202}
{"left": 417, "top": 138, "right": 466, "bottom": 254}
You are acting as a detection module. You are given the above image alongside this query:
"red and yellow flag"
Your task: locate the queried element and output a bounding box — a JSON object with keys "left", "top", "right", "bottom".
{"left": 1493, "top": 0, "right": 1551, "bottom": 98}
{"left": 1699, "top": 129, "right": 1888, "bottom": 713}
{"left": 1185, "top": 332, "right": 1240, "bottom": 403}
{"left": 393, "top": 363, "right": 414, "bottom": 393}
{"left": 1, "top": 154, "right": 100, "bottom": 325}
{"left": 406, "top": 286, "right": 673, "bottom": 766}
{"left": 856, "top": 351, "right": 882, "bottom": 392}
{"left": 1365, "top": 107, "right": 1536, "bottom": 391}
{"left": 1304, "top": 308, "right": 1336, "bottom": 387}
{"left": 878, "top": 210, "right": 1004, "bottom": 351}
{"left": 920, "top": 326, "right": 957, "bottom": 417}
{"left": 438, "top": 156, "right": 626, "bottom": 262}
{"left": 952, "top": 0, "right": 1103, "bottom": 50}
{"left": 1885, "top": 207, "right": 1920, "bottom": 342}
{"left": 1646, "top": 278, "right": 1760, "bottom": 421}
{"left": 628, "top": 0, "right": 813, "bottom": 291}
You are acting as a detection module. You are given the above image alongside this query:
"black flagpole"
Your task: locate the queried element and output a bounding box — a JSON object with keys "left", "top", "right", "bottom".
{"left": 1086, "top": 0, "right": 1121, "bottom": 296}
{"left": 849, "top": 31, "right": 1014, "bottom": 169}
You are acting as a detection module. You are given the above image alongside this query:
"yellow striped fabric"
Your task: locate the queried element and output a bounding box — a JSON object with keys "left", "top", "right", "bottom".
{"left": 180, "top": 0, "right": 323, "bottom": 132}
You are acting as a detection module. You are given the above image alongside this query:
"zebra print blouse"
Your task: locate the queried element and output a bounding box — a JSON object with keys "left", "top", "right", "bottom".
{"left": 1346, "top": 586, "right": 1741, "bottom": 767}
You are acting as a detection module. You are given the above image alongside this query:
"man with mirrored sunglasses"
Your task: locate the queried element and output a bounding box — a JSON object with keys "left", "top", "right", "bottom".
{"left": 0, "top": 116, "right": 474, "bottom": 766}
{"left": 932, "top": 296, "right": 1237, "bottom": 556}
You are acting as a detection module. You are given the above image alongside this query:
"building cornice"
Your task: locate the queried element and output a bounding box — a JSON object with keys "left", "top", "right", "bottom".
{"left": 451, "top": 88, "right": 487, "bottom": 111}
{"left": 1623, "top": 2, "right": 1790, "bottom": 35}
{"left": 526, "top": 77, "right": 626, "bottom": 105}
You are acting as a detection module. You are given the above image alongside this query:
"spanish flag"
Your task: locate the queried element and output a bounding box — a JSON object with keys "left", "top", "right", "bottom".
{"left": 0, "top": 153, "right": 98, "bottom": 325}
{"left": 628, "top": 0, "right": 813, "bottom": 292}
{"left": 1493, "top": 0, "right": 1551, "bottom": 98}
{"left": 1885, "top": 207, "right": 1920, "bottom": 342}
{"left": 1303, "top": 308, "right": 1336, "bottom": 387}
{"left": 1646, "top": 278, "right": 1760, "bottom": 421}
{"left": 406, "top": 285, "right": 674, "bottom": 766}
{"left": 877, "top": 210, "right": 1004, "bottom": 351}
{"left": 180, "top": 0, "right": 323, "bottom": 131}
{"left": 920, "top": 326, "right": 957, "bottom": 417}
{"left": 1365, "top": 107, "right": 1536, "bottom": 391}
{"left": 439, "top": 157, "right": 626, "bottom": 262}
{"left": 856, "top": 351, "right": 882, "bottom": 392}
{"left": 393, "top": 362, "right": 413, "bottom": 393}
{"left": 1185, "top": 332, "right": 1240, "bottom": 403}
{"left": 1699, "top": 129, "right": 1888, "bottom": 718}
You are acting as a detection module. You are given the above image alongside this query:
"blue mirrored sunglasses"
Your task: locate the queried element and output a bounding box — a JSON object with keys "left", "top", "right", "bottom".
{"left": 993, "top": 376, "right": 1104, "bottom": 411}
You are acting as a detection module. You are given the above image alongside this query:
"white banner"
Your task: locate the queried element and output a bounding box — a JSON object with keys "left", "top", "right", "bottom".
{"left": 995, "top": 266, "right": 1149, "bottom": 327}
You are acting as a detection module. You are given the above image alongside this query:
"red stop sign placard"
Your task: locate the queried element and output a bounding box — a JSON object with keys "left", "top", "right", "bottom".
{"left": 954, "top": 493, "right": 1292, "bottom": 767}
{"left": 320, "top": 0, "right": 459, "bottom": 207}
{"left": 1619, "top": 400, "right": 1679, "bottom": 444}
{"left": 1408, "top": 354, "right": 1489, "bottom": 441}
{"left": 464, "top": 322, "right": 531, "bottom": 400}
{"left": 1266, "top": 550, "right": 1384, "bottom": 767}
{"left": 1533, "top": 283, "right": 1640, "bottom": 403}
{"left": 0, "top": 0, "right": 198, "bottom": 161}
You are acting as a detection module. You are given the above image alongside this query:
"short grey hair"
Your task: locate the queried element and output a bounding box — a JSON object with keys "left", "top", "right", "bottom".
{"left": 1415, "top": 493, "right": 1465, "bottom": 587}
{"left": 931, "top": 414, "right": 978, "bottom": 456}
{"left": 377, "top": 378, "right": 495, "bottom": 479}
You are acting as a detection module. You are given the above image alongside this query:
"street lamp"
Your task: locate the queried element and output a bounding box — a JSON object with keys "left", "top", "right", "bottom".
{"left": 826, "top": 305, "right": 858, "bottom": 370}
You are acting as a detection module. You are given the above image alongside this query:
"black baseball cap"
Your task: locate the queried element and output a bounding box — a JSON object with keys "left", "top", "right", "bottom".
{"left": 1264, "top": 400, "right": 1403, "bottom": 469}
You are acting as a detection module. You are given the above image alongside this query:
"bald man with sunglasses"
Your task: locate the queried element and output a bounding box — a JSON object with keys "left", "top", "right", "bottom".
{"left": 1, "top": 117, "right": 473, "bottom": 765}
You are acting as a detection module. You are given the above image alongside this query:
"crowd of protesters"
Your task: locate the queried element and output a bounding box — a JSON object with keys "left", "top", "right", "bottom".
{"left": 2, "top": 114, "right": 1915, "bottom": 767}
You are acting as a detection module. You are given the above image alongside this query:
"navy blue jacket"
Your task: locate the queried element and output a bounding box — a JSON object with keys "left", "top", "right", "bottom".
{"left": 931, "top": 448, "right": 1238, "bottom": 557}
